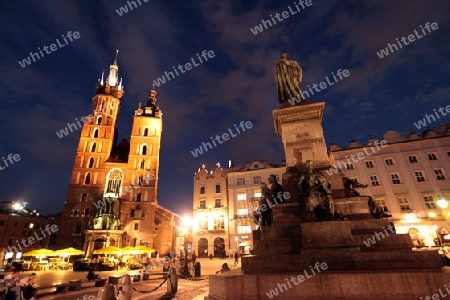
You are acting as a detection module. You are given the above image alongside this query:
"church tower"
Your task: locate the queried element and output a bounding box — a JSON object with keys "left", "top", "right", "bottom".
{"left": 57, "top": 50, "right": 124, "bottom": 250}
{"left": 56, "top": 50, "right": 174, "bottom": 255}
{"left": 121, "top": 87, "right": 163, "bottom": 248}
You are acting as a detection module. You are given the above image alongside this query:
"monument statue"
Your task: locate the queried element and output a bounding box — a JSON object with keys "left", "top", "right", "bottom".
{"left": 295, "top": 161, "right": 335, "bottom": 221}
{"left": 275, "top": 52, "right": 303, "bottom": 104}
{"left": 343, "top": 177, "right": 368, "bottom": 197}
{"left": 252, "top": 183, "right": 274, "bottom": 228}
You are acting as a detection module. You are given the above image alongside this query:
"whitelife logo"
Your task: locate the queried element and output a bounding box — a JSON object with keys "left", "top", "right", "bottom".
{"left": 250, "top": 0, "right": 313, "bottom": 35}
{"left": 153, "top": 50, "right": 215, "bottom": 87}
{"left": 414, "top": 104, "right": 450, "bottom": 129}
{"left": 18, "top": 31, "right": 81, "bottom": 68}
{"left": 376, "top": 22, "right": 439, "bottom": 59}
{"left": 190, "top": 121, "right": 253, "bottom": 157}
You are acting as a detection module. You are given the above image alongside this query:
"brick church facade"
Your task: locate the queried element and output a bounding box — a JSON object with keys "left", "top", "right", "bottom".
{"left": 55, "top": 50, "right": 174, "bottom": 256}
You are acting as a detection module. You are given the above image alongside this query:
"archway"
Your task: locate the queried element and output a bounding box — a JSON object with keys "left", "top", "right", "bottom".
{"left": 93, "top": 237, "right": 106, "bottom": 250}
{"left": 198, "top": 238, "right": 208, "bottom": 257}
{"left": 214, "top": 237, "right": 225, "bottom": 258}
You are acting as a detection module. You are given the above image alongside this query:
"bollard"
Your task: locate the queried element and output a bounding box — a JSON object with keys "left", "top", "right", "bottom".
{"left": 117, "top": 274, "right": 132, "bottom": 300}
{"left": 194, "top": 262, "right": 201, "bottom": 277}
{"left": 166, "top": 267, "right": 178, "bottom": 294}
{"left": 96, "top": 283, "right": 118, "bottom": 300}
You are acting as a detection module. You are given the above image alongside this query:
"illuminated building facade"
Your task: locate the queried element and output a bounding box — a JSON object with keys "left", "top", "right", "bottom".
{"left": 330, "top": 124, "right": 450, "bottom": 247}
{"left": 0, "top": 201, "right": 56, "bottom": 267}
{"left": 226, "top": 160, "right": 285, "bottom": 254}
{"left": 56, "top": 50, "right": 174, "bottom": 255}
{"left": 192, "top": 163, "right": 229, "bottom": 257}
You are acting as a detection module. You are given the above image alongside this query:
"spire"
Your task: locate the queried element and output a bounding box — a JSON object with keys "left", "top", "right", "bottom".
{"left": 107, "top": 49, "right": 119, "bottom": 87}
{"left": 100, "top": 70, "right": 105, "bottom": 85}
{"left": 113, "top": 47, "right": 119, "bottom": 65}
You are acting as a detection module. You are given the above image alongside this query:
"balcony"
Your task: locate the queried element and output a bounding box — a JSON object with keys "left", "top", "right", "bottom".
{"left": 234, "top": 213, "right": 252, "bottom": 220}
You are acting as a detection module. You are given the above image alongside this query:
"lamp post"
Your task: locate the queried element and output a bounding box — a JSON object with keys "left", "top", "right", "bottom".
{"left": 432, "top": 224, "right": 443, "bottom": 250}
{"left": 180, "top": 216, "right": 192, "bottom": 278}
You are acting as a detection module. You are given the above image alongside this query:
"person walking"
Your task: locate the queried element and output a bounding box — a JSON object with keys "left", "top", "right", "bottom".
{"left": 3, "top": 262, "right": 22, "bottom": 300}
{"left": 234, "top": 252, "right": 239, "bottom": 266}
{"left": 20, "top": 273, "right": 36, "bottom": 300}
{"left": 191, "top": 251, "right": 197, "bottom": 267}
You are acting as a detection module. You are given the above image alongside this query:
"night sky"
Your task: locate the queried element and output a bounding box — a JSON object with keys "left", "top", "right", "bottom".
{"left": 0, "top": 0, "right": 449, "bottom": 217}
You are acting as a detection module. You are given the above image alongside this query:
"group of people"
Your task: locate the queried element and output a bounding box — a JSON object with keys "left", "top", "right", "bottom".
{"left": 0, "top": 262, "right": 37, "bottom": 300}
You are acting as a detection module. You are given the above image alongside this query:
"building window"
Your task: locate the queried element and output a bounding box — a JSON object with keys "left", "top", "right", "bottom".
{"left": 237, "top": 178, "right": 245, "bottom": 185}
{"left": 13, "top": 222, "right": 18, "bottom": 227}
{"left": 215, "top": 184, "right": 221, "bottom": 193}
{"left": 200, "top": 186, "right": 205, "bottom": 194}
{"left": 385, "top": 158, "right": 394, "bottom": 166}
{"left": 143, "top": 128, "right": 149, "bottom": 136}
{"left": 93, "top": 129, "right": 99, "bottom": 138}
{"left": 199, "top": 200, "right": 206, "bottom": 209}
{"left": 81, "top": 193, "right": 87, "bottom": 201}
{"left": 140, "top": 160, "right": 145, "bottom": 169}
{"left": 409, "top": 155, "right": 418, "bottom": 163}
{"left": 75, "top": 223, "right": 82, "bottom": 235}
{"left": 199, "top": 219, "right": 208, "bottom": 230}
{"left": 398, "top": 197, "right": 411, "bottom": 211}
{"left": 253, "top": 176, "right": 261, "bottom": 184}
{"left": 215, "top": 199, "right": 222, "bottom": 208}
{"left": 370, "top": 175, "right": 380, "bottom": 186}
{"left": 105, "top": 169, "right": 123, "bottom": 195}
{"left": 214, "top": 216, "right": 225, "bottom": 230}
{"left": 390, "top": 174, "right": 401, "bottom": 185}
{"left": 428, "top": 153, "right": 437, "bottom": 160}
{"left": 237, "top": 224, "right": 251, "bottom": 234}
{"left": 84, "top": 208, "right": 90, "bottom": 216}
{"left": 346, "top": 163, "right": 354, "bottom": 170}
{"left": 72, "top": 209, "right": 79, "bottom": 217}
{"left": 24, "top": 223, "right": 29, "bottom": 228}
{"left": 424, "top": 195, "right": 436, "bottom": 209}
{"left": 254, "top": 190, "right": 261, "bottom": 198}
{"left": 237, "top": 208, "right": 248, "bottom": 215}
{"left": 434, "top": 169, "right": 446, "bottom": 180}
{"left": 142, "top": 145, "right": 147, "bottom": 155}
{"left": 134, "top": 223, "right": 139, "bottom": 230}
{"left": 365, "top": 161, "right": 374, "bottom": 168}
{"left": 0, "top": 221, "right": 4, "bottom": 226}
{"left": 97, "top": 117, "right": 102, "bottom": 125}
{"left": 375, "top": 198, "right": 389, "bottom": 212}
{"left": 130, "top": 209, "right": 135, "bottom": 218}
{"left": 237, "top": 192, "right": 247, "bottom": 201}
{"left": 414, "top": 171, "right": 425, "bottom": 182}
{"left": 91, "top": 143, "right": 96, "bottom": 152}
{"left": 136, "top": 193, "right": 141, "bottom": 202}
{"left": 88, "top": 157, "right": 94, "bottom": 168}
{"left": 84, "top": 173, "right": 91, "bottom": 184}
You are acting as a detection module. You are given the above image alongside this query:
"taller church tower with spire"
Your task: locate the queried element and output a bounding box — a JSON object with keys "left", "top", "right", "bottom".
{"left": 56, "top": 51, "right": 174, "bottom": 256}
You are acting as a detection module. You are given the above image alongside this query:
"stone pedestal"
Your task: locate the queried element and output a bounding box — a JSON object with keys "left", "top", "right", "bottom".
{"left": 273, "top": 102, "right": 330, "bottom": 169}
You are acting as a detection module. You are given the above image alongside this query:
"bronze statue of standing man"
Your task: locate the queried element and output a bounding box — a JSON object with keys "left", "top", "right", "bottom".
{"left": 275, "top": 53, "right": 303, "bottom": 105}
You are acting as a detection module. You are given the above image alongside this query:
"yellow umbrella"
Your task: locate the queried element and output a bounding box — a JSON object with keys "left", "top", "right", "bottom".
{"left": 23, "top": 248, "right": 56, "bottom": 257}
{"left": 55, "top": 247, "right": 85, "bottom": 262}
{"left": 121, "top": 246, "right": 141, "bottom": 255}
{"left": 55, "top": 247, "right": 84, "bottom": 256}
{"left": 134, "top": 245, "right": 155, "bottom": 253}
{"left": 93, "top": 246, "right": 123, "bottom": 255}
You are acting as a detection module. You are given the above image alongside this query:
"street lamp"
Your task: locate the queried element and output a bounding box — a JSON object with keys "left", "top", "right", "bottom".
{"left": 181, "top": 216, "right": 192, "bottom": 278}
{"left": 432, "top": 224, "right": 443, "bottom": 250}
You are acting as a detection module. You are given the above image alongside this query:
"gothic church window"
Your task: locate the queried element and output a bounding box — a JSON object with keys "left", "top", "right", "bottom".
{"left": 84, "top": 173, "right": 91, "bottom": 184}
{"left": 143, "top": 128, "right": 149, "bottom": 136}
{"left": 91, "top": 143, "right": 96, "bottom": 152}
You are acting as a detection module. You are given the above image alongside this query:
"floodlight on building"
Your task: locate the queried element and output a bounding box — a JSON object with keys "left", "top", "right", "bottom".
{"left": 437, "top": 199, "right": 448, "bottom": 209}
{"left": 12, "top": 203, "right": 23, "bottom": 210}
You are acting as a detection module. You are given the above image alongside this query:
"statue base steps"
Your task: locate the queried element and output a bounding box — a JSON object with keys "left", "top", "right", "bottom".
{"left": 206, "top": 269, "right": 450, "bottom": 300}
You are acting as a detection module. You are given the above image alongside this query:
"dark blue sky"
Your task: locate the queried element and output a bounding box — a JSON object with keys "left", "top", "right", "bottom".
{"left": 0, "top": 0, "right": 449, "bottom": 217}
